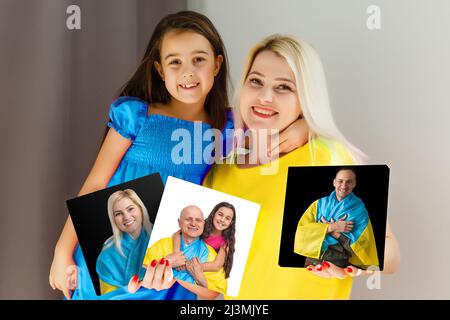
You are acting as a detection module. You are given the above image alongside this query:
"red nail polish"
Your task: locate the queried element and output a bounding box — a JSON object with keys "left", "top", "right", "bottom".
{"left": 316, "top": 265, "right": 323, "bottom": 271}
{"left": 346, "top": 267, "right": 353, "bottom": 273}
{"left": 165, "top": 259, "right": 170, "bottom": 266}
{"left": 151, "top": 259, "right": 157, "bottom": 267}
{"left": 323, "top": 261, "right": 330, "bottom": 269}
{"left": 307, "top": 267, "right": 313, "bottom": 271}
{"left": 160, "top": 258, "right": 165, "bottom": 265}
{"left": 131, "top": 275, "right": 138, "bottom": 283}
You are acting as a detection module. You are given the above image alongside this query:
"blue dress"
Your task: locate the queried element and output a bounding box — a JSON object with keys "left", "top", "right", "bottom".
{"left": 71, "top": 96, "right": 234, "bottom": 299}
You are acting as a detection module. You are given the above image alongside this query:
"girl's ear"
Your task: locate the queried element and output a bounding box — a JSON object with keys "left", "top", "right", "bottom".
{"left": 154, "top": 61, "right": 164, "bottom": 81}
{"left": 214, "top": 55, "right": 223, "bottom": 76}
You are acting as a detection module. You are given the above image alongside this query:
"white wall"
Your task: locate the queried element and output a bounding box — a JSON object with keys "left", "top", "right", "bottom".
{"left": 189, "top": 0, "right": 450, "bottom": 299}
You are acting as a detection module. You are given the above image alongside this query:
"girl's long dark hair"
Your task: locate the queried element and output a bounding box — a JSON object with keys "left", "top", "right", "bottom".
{"left": 117, "top": 10, "right": 229, "bottom": 130}
{"left": 202, "top": 202, "right": 236, "bottom": 278}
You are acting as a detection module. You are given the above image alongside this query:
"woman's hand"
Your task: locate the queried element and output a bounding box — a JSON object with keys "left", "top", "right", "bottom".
{"left": 269, "top": 117, "right": 308, "bottom": 157}
{"left": 128, "top": 258, "right": 175, "bottom": 293}
{"left": 306, "top": 261, "right": 365, "bottom": 279}
{"left": 49, "top": 251, "right": 75, "bottom": 300}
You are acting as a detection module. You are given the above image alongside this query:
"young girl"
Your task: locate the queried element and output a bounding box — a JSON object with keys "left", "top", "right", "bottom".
{"left": 49, "top": 10, "right": 231, "bottom": 300}
{"left": 49, "top": 11, "right": 307, "bottom": 300}
{"left": 172, "top": 202, "right": 236, "bottom": 279}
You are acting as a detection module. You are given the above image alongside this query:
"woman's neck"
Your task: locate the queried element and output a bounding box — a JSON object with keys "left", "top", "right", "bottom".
{"left": 129, "top": 225, "right": 142, "bottom": 240}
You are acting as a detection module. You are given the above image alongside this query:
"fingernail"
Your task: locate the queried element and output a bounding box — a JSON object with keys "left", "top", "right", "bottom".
{"left": 306, "top": 267, "right": 313, "bottom": 271}
{"left": 165, "top": 259, "right": 169, "bottom": 266}
{"left": 151, "top": 259, "right": 157, "bottom": 267}
{"left": 323, "top": 261, "right": 330, "bottom": 269}
{"left": 316, "top": 265, "right": 323, "bottom": 271}
{"left": 131, "top": 275, "right": 138, "bottom": 283}
{"left": 346, "top": 267, "right": 353, "bottom": 273}
{"left": 160, "top": 258, "right": 165, "bottom": 265}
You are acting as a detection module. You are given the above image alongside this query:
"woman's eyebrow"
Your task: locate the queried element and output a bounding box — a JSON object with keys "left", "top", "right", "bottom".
{"left": 274, "top": 77, "right": 295, "bottom": 84}
{"left": 248, "top": 71, "right": 265, "bottom": 77}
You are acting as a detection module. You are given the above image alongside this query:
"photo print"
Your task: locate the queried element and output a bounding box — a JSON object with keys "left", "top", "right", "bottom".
{"left": 279, "top": 165, "right": 389, "bottom": 271}
{"left": 66, "top": 173, "right": 164, "bottom": 295}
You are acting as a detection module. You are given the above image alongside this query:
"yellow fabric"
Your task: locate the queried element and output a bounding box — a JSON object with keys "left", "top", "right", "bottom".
{"left": 294, "top": 200, "right": 328, "bottom": 259}
{"left": 204, "top": 137, "right": 356, "bottom": 299}
{"left": 99, "top": 279, "right": 118, "bottom": 295}
{"left": 350, "top": 220, "right": 379, "bottom": 267}
{"left": 143, "top": 237, "right": 227, "bottom": 294}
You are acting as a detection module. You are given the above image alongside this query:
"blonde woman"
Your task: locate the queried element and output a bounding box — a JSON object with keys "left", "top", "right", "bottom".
{"left": 204, "top": 34, "right": 400, "bottom": 299}
{"left": 95, "top": 189, "right": 153, "bottom": 294}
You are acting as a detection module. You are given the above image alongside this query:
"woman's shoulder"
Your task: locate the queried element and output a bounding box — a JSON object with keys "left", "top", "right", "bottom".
{"left": 108, "top": 96, "right": 148, "bottom": 140}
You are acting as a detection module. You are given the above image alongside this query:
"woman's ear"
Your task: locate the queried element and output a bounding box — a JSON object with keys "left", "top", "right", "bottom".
{"left": 154, "top": 61, "right": 164, "bottom": 81}
{"left": 214, "top": 55, "right": 224, "bottom": 76}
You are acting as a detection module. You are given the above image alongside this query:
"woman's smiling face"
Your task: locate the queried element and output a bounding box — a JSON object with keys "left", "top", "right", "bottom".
{"left": 239, "top": 50, "right": 302, "bottom": 132}
{"left": 113, "top": 197, "right": 143, "bottom": 239}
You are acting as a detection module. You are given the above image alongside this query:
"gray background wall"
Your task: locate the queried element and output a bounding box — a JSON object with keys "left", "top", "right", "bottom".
{"left": 188, "top": 0, "right": 450, "bottom": 299}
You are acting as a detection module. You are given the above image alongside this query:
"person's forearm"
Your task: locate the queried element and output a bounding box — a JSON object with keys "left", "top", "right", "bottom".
{"left": 202, "top": 261, "right": 221, "bottom": 272}
{"left": 382, "top": 224, "right": 400, "bottom": 274}
{"left": 176, "top": 280, "right": 218, "bottom": 300}
{"left": 194, "top": 275, "right": 208, "bottom": 288}
{"left": 54, "top": 215, "right": 78, "bottom": 256}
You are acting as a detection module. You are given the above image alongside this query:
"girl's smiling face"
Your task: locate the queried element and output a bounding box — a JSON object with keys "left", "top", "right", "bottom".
{"left": 155, "top": 31, "right": 223, "bottom": 106}
{"left": 239, "top": 50, "right": 302, "bottom": 132}
{"left": 113, "top": 197, "right": 143, "bottom": 239}
{"left": 213, "top": 206, "right": 234, "bottom": 232}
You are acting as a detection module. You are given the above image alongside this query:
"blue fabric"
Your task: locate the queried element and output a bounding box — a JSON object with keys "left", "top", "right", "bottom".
{"left": 316, "top": 191, "right": 369, "bottom": 253}
{"left": 172, "top": 237, "right": 210, "bottom": 284}
{"left": 72, "top": 96, "right": 234, "bottom": 300}
{"left": 107, "top": 96, "right": 234, "bottom": 186}
{"left": 96, "top": 230, "right": 149, "bottom": 288}
{"left": 98, "top": 281, "right": 197, "bottom": 300}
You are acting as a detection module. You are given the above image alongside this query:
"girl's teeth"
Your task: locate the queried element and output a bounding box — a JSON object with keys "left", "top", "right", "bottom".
{"left": 181, "top": 83, "right": 198, "bottom": 88}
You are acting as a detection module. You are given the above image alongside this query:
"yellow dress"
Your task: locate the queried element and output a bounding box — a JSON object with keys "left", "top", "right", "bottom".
{"left": 204, "top": 138, "right": 356, "bottom": 299}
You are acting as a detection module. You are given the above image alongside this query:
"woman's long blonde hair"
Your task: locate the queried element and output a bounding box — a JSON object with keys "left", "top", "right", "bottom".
{"left": 233, "top": 34, "right": 366, "bottom": 164}
{"left": 103, "top": 189, "right": 153, "bottom": 257}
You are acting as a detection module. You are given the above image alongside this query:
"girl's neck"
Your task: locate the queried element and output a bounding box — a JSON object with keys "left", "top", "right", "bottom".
{"left": 157, "top": 98, "right": 210, "bottom": 123}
